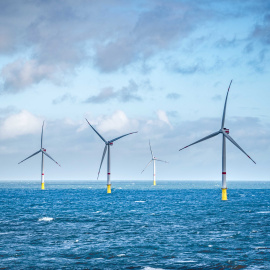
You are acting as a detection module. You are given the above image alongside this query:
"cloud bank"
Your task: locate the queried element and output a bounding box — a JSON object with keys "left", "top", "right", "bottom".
{"left": 1, "top": 1, "right": 269, "bottom": 93}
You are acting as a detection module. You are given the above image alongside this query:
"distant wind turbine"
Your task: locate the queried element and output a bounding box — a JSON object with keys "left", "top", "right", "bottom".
{"left": 141, "top": 140, "right": 168, "bottom": 186}
{"left": 18, "top": 121, "right": 60, "bottom": 190}
{"left": 179, "top": 80, "right": 256, "bottom": 200}
{"left": 85, "top": 119, "right": 137, "bottom": 193}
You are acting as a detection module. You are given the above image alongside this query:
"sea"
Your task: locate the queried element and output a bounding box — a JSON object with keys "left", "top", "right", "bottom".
{"left": 0, "top": 180, "right": 269, "bottom": 270}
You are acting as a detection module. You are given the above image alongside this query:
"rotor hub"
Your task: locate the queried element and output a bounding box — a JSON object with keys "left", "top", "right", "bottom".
{"left": 223, "top": 128, "right": 229, "bottom": 134}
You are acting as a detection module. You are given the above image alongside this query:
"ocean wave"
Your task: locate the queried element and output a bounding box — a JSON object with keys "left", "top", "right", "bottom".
{"left": 38, "top": 217, "right": 54, "bottom": 222}
{"left": 175, "top": 260, "right": 197, "bottom": 263}
{"left": 117, "top": 254, "right": 125, "bottom": 257}
{"left": 143, "top": 267, "right": 164, "bottom": 270}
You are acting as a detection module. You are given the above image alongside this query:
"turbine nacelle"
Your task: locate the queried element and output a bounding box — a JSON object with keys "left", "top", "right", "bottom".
{"left": 223, "top": 128, "right": 229, "bottom": 134}
{"left": 41, "top": 148, "right": 47, "bottom": 152}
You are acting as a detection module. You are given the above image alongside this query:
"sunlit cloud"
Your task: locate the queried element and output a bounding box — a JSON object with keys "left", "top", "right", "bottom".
{"left": 0, "top": 110, "right": 43, "bottom": 140}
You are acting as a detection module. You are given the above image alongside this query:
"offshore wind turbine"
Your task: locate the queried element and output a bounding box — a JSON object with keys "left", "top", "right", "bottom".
{"left": 179, "top": 80, "right": 256, "bottom": 200}
{"left": 18, "top": 121, "right": 60, "bottom": 190}
{"left": 85, "top": 119, "right": 137, "bottom": 193}
{"left": 141, "top": 140, "right": 168, "bottom": 186}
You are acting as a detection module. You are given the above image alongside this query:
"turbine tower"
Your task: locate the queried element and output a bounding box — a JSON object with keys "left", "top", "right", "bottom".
{"left": 179, "top": 80, "right": 256, "bottom": 200}
{"left": 18, "top": 121, "right": 60, "bottom": 190}
{"left": 141, "top": 140, "right": 168, "bottom": 186}
{"left": 85, "top": 119, "right": 137, "bottom": 193}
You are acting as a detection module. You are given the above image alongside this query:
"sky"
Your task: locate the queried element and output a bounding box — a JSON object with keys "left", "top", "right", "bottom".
{"left": 0, "top": 0, "right": 270, "bottom": 183}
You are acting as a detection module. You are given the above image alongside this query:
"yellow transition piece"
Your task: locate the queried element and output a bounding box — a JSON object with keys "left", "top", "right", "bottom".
{"left": 222, "top": 188, "right": 227, "bottom": 201}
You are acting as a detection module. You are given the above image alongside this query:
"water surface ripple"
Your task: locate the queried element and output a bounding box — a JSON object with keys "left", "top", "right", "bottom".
{"left": 0, "top": 181, "right": 269, "bottom": 269}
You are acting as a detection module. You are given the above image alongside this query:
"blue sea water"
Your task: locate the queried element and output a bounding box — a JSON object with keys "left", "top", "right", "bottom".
{"left": 0, "top": 181, "right": 269, "bottom": 269}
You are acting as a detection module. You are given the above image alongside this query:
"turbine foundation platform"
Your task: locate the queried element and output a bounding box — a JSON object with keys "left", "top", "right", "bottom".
{"left": 107, "top": 184, "right": 111, "bottom": 193}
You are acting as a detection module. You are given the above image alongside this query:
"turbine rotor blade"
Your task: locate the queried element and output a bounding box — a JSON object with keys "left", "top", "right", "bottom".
{"left": 156, "top": 159, "right": 168, "bottom": 163}
{"left": 41, "top": 121, "right": 45, "bottom": 148}
{"left": 97, "top": 145, "right": 107, "bottom": 180}
{"left": 42, "top": 150, "right": 61, "bottom": 166}
{"left": 85, "top": 118, "right": 107, "bottom": 143}
{"left": 221, "top": 80, "right": 233, "bottom": 129}
{"left": 141, "top": 160, "right": 153, "bottom": 174}
{"left": 222, "top": 131, "right": 256, "bottom": 164}
{"left": 179, "top": 130, "right": 220, "bottom": 151}
{"left": 149, "top": 140, "right": 154, "bottom": 158}
{"left": 18, "top": 150, "right": 41, "bottom": 164}
{"left": 109, "top": 131, "right": 138, "bottom": 143}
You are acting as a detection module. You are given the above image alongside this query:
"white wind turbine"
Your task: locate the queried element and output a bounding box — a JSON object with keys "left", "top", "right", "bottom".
{"left": 85, "top": 119, "right": 137, "bottom": 193}
{"left": 179, "top": 80, "right": 256, "bottom": 200}
{"left": 18, "top": 121, "right": 61, "bottom": 190}
{"left": 141, "top": 140, "right": 168, "bottom": 186}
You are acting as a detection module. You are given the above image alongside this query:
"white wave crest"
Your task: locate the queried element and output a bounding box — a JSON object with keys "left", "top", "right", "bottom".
{"left": 38, "top": 217, "right": 54, "bottom": 222}
{"left": 135, "top": 201, "right": 146, "bottom": 203}
{"left": 143, "top": 267, "right": 164, "bottom": 270}
{"left": 255, "top": 246, "right": 269, "bottom": 250}
{"left": 175, "top": 260, "right": 196, "bottom": 263}
{"left": 117, "top": 254, "right": 125, "bottom": 257}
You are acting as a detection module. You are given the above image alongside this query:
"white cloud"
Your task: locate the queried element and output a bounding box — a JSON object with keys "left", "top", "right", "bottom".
{"left": 98, "top": 110, "right": 132, "bottom": 133}
{"left": 0, "top": 110, "right": 43, "bottom": 140}
{"left": 156, "top": 110, "right": 173, "bottom": 129}
{"left": 1, "top": 59, "right": 55, "bottom": 92}
{"left": 77, "top": 110, "right": 139, "bottom": 135}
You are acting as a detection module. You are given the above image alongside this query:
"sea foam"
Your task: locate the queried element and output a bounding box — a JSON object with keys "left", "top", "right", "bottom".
{"left": 38, "top": 217, "right": 54, "bottom": 222}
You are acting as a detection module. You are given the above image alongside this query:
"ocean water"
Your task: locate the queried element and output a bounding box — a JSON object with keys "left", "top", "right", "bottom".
{"left": 0, "top": 181, "right": 269, "bottom": 269}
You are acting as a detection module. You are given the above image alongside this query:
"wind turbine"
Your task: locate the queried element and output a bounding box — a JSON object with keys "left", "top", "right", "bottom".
{"left": 141, "top": 140, "right": 168, "bottom": 186}
{"left": 179, "top": 80, "right": 256, "bottom": 200}
{"left": 18, "top": 121, "right": 60, "bottom": 190}
{"left": 85, "top": 119, "right": 137, "bottom": 193}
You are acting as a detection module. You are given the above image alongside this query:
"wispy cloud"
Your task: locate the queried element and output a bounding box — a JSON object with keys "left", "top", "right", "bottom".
{"left": 251, "top": 13, "right": 270, "bottom": 44}
{"left": 166, "top": 93, "right": 181, "bottom": 100}
{"left": 156, "top": 110, "right": 173, "bottom": 129}
{"left": 1, "top": 59, "right": 56, "bottom": 93}
{"left": 212, "top": 94, "right": 222, "bottom": 101}
{"left": 84, "top": 80, "right": 142, "bottom": 103}
{"left": 53, "top": 93, "right": 77, "bottom": 105}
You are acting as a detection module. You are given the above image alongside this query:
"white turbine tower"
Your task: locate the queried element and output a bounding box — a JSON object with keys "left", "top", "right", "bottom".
{"left": 179, "top": 80, "right": 256, "bottom": 200}
{"left": 18, "top": 121, "right": 60, "bottom": 190}
{"left": 85, "top": 119, "right": 137, "bottom": 193}
{"left": 141, "top": 140, "right": 168, "bottom": 186}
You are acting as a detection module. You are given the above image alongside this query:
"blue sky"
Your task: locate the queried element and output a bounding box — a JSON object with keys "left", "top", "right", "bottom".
{"left": 0, "top": 0, "right": 269, "bottom": 182}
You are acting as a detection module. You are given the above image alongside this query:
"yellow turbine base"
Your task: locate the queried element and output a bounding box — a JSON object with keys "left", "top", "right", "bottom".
{"left": 222, "top": 188, "right": 227, "bottom": 201}
{"left": 153, "top": 180, "right": 156, "bottom": 186}
{"left": 41, "top": 182, "right": 45, "bottom": 190}
{"left": 107, "top": 184, "right": 111, "bottom": 194}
